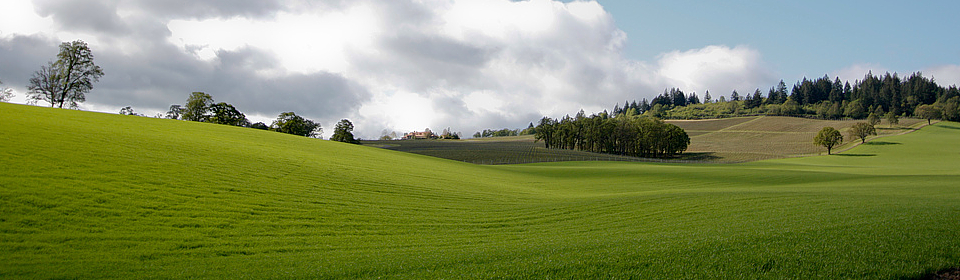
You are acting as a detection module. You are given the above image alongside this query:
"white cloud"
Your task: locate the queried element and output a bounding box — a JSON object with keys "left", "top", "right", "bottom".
{"left": 0, "top": 1, "right": 57, "bottom": 36}
{"left": 831, "top": 63, "right": 890, "bottom": 83}
{"left": 925, "top": 65, "right": 960, "bottom": 87}
{"left": 656, "top": 45, "right": 774, "bottom": 96}
{"left": 167, "top": 5, "right": 379, "bottom": 74}
{"left": 1, "top": 0, "right": 776, "bottom": 139}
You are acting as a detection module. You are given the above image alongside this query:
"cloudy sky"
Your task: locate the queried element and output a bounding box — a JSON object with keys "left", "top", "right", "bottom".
{"left": 1, "top": 0, "right": 958, "bottom": 138}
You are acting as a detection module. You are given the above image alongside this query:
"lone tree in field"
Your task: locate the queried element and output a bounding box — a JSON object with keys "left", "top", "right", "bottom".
{"left": 330, "top": 119, "right": 360, "bottom": 144}
{"left": 915, "top": 104, "right": 941, "bottom": 125}
{"left": 27, "top": 40, "right": 104, "bottom": 108}
{"left": 814, "top": 127, "right": 843, "bottom": 155}
{"left": 849, "top": 122, "right": 877, "bottom": 144}
{"left": 181, "top": 92, "right": 214, "bottom": 122}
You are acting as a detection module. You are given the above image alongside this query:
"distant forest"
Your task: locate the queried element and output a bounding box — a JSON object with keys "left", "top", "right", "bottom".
{"left": 614, "top": 72, "right": 960, "bottom": 121}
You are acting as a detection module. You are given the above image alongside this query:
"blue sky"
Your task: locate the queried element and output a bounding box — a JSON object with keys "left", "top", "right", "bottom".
{"left": 1, "top": 0, "right": 958, "bottom": 137}
{"left": 601, "top": 0, "right": 960, "bottom": 81}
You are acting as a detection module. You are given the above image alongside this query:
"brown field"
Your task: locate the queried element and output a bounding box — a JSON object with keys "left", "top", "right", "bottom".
{"left": 666, "top": 116, "right": 926, "bottom": 162}
{"left": 365, "top": 116, "right": 927, "bottom": 164}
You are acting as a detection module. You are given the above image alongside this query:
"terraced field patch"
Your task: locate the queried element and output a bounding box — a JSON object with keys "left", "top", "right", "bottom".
{"left": 667, "top": 116, "right": 925, "bottom": 161}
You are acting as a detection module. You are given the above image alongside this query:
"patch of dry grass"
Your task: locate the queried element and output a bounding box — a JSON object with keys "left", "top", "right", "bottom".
{"left": 667, "top": 116, "right": 926, "bottom": 162}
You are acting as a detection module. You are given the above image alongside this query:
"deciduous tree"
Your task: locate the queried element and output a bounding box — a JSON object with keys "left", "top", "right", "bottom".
{"left": 814, "top": 127, "right": 843, "bottom": 155}
{"left": 181, "top": 92, "right": 214, "bottom": 122}
{"left": 272, "top": 112, "right": 322, "bottom": 138}
{"left": 330, "top": 119, "right": 359, "bottom": 144}
{"left": 914, "top": 104, "right": 941, "bottom": 125}
{"left": 849, "top": 122, "right": 877, "bottom": 144}
{"left": 27, "top": 40, "right": 104, "bottom": 108}
{"left": 208, "top": 102, "right": 248, "bottom": 126}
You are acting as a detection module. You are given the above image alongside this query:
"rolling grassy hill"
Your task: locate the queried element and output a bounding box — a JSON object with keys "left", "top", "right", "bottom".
{"left": 1, "top": 102, "right": 959, "bottom": 279}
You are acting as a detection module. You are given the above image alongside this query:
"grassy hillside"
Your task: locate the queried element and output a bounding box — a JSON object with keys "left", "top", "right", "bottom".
{"left": 1, "top": 102, "right": 959, "bottom": 279}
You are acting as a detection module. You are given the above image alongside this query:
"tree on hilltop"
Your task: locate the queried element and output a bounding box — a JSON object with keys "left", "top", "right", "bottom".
{"left": 272, "top": 112, "right": 322, "bottom": 138}
{"left": 182, "top": 92, "right": 214, "bottom": 122}
{"left": 208, "top": 102, "right": 248, "bottom": 127}
{"left": 814, "top": 127, "right": 843, "bottom": 155}
{"left": 27, "top": 40, "right": 104, "bottom": 108}
{"left": 849, "top": 122, "right": 877, "bottom": 144}
{"left": 330, "top": 119, "right": 360, "bottom": 144}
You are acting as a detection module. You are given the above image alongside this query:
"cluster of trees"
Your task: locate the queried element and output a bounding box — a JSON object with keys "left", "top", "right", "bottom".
{"left": 613, "top": 73, "right": 960, "bottom": 122}
{"left": 439, "top": 128, "right": 462, "bottom": 139}
{"left": 5, "top": 40, "right": 361, "bottom": 144}
{"left": 814, "top": 121, "right": 880, "bottom": 155}
{"left": 157, "top": 92, "right": 360, "bottom": 143}
{"left": 534, "top": 110, "right": 689, "bottom": 158}
{"left": 473, "top": 128, "right": 519, "bottom": 138}
{"left": 163, "top": 92, "right": 323, "bottom": 138}
{"left": 472, "top": 125, "right": 536, "bottom": 138}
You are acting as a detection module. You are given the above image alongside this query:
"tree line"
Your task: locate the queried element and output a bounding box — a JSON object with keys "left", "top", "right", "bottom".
{"left": 614, "top": 72, "right": 960, "bottom": 122}
{"left": 158, "top": 92, "right": 359, "bottom": 143}
{"left": 533, "top": 110, "right": 689, "bottom": 158}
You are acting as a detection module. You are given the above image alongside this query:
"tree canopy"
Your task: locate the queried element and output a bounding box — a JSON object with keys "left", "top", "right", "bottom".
{"left": 814, "top": 127, "right": 843, "bottom": 155}
{"left": 849, "top": 122, "right": 877, "bottom": 144}
{"left": 27, "top": 40, "right": 104, "bottom": 108}
{"left": 914, "top": 104, "right": 941, "bottom": 125}
{"left": 330, "top": 119, "right": 359, "bottom": 144}
{"left": 272, "top": 112, "right": 322, "bottom": 138}
{"left": 208, "top": 102, "right": 248, "bottom": 127}
{"left": 610, "top": 72, "right": 960, "bottom": 122}
{"left": 181, "top": 92, "right": 214, "bottom": 122}
{"left": 535, "top": 112, "right": 689, "bottom": 158}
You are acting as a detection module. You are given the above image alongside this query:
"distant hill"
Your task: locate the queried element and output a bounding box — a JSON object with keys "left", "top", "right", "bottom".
{"left": 368, "top": 116, "right": 925, "bottom": 163}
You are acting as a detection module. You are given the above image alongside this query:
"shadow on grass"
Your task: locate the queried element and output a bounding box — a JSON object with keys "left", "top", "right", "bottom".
{"left": 678, "top": 152, "right": 722, "bottom": 161}
{"left": 937, "top": 124, "right": 960, "bottom": 130}
{"left": 864, "top": 141, "right": 901, "bottom": 145}
{"left": 834, "top": 153, "right": 876, "bottom": 157}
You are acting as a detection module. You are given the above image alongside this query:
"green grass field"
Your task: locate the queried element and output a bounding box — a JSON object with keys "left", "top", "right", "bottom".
{"left": 2, "top": 102, "right": 959, "bottom": 279}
